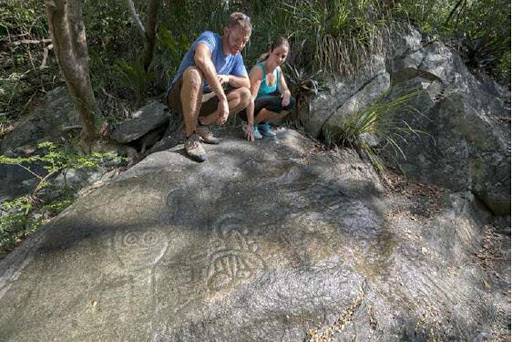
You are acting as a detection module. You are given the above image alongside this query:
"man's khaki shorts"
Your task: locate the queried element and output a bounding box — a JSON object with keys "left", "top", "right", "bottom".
{"left": 167, "top": 74, "right": 236, "bottom": 117}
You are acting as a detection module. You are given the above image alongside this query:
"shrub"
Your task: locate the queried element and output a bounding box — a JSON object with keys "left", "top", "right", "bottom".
{"left": 114, "top": 58, "right": 156, "bottom": 107}
{"left": 281, "top": 0, "right": 389, "bottom": 74}
{"left": 0, "top": 142, "right": 120, "bottom": 257}
{"left": 394, "top": 0, "right": 510, "bottom": 82}
{"left": 333, "top": 89, "right": 429, "bottom": 171}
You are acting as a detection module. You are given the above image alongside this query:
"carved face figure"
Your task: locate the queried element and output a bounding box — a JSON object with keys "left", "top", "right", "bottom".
{"left": 114, "top": 226, "right": 168, "bottom": 270}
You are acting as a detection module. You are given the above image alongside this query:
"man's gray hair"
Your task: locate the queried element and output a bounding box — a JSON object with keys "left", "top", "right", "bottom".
{"left": 227, "top": 12, "right": 252, "bottom": 33}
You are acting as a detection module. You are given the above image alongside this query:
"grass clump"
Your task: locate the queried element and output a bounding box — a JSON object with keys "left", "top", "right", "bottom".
{"left": 331, "top": 89, "right": 429, "bottom": 172}
{"left": 281, "top": 0, "right": 390, "bottom": 75}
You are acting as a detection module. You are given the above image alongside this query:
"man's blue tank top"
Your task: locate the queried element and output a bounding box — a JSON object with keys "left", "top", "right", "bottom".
{"left": 256, "top": 62, "right": 279, "bottom": 97}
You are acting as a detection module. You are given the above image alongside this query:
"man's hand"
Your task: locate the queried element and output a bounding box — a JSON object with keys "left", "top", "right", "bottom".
{"left": 244, "top": 123, "right": 254, "bottom": 142}
{"left": 217, "top": 74, "right": 230, "bottom": 85}
{"left": 217, "top": 98, "right": 229, "bottom": 125}
{"left": 281, "top": 90, "right": 291, "bottom": 107}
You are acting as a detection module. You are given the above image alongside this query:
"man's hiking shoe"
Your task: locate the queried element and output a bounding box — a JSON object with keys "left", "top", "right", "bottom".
{"left": 184, "top": 133, "right": 207, "bottom": 162}
{"left": 243, "top": 123, "right": 263, "bottom": 140}
{"left": 258, "top": 122, "right": 276, "bottom": 137}
{"left": 197, "top": 125, "right": 220, "bottom": 144}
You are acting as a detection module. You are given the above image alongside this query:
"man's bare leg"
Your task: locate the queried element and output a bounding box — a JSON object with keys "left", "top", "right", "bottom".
{"left": 199, "top": 87, "right": 251, "bottom": 125}
{"left": 180, "top": 67, "right": 204, "bottom": 137}
{"left": 179, "top": 67, "right": 209, "bottom": 162}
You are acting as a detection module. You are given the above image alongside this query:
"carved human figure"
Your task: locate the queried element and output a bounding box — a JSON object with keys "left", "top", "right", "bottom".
{"left": 113, "top": 225, "right": 169, "bottom": 336}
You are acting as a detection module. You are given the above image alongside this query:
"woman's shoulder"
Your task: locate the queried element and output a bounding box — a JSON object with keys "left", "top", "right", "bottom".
{"left": 249, "top": 63, "right": 264, "bottom": 79}
{"left": 254, "top": 62, "right": 265, "bottom": 70}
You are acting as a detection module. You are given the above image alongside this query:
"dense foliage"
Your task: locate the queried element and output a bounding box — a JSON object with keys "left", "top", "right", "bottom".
{"left": 1, "top": 0, "right": 510, "bottom": 123}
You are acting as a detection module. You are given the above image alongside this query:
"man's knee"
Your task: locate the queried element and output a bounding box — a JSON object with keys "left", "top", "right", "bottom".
{"left": 182, "top": 67, "right": 204, "bottom": 91}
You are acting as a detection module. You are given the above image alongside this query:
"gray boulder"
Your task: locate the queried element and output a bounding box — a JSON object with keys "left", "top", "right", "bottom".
{"left": 1, "top": 87, "right": 81, "bottom": 200}
{"left": 323, "top": 72, "right": 390, "bottom": 138}
{"left": 0, "top": 87, "right": 81, "bottom": 154}
{"left": 109, "top": 101, "right": 170, "bottom": 144}
{"left": 0, "top": 128, "right": 508, "bottom": 341}
{"left": 298, "top": 56, "right": 389, "bottom": 138}
{"left": 385, "top": 40, "right": 511, "bottom": 215}
{"left": 298, "top": 27, "right": 510, "bottom": 215}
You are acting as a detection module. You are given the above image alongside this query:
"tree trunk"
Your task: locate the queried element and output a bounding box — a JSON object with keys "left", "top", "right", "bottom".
{"left": 126, "top": 0, "right": 159, "bottom": 71}
{"left": 45, "top": 0, "right": 98, "bottom": 152}
{"left": 143, "top": 0, "right": 159, "bottom": 72}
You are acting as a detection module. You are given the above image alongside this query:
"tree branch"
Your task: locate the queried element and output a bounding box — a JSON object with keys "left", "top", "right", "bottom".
{"left": 12, "top": 39, "right": 53, "bottom": 46}
{"left": 125, "top": 0, "right": 146, "bottom": 38}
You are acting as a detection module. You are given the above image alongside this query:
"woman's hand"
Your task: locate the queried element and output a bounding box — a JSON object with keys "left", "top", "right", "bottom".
{"left": 244, "top": 123, "right": 255, "bottom": 142}
{"left": 281, "top": 90, "right": 291, "bottom": 107}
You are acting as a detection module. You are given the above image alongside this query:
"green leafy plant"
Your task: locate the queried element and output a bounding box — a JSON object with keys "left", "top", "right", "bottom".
{"left": 395, "top": 0, "right": 510, "bottom": 81}
{"left": 154, "top": 29, "right": 192, "bottom": 90}
{"left": 0, "top": 115, "right": 14, "bottom": 139}
{"left": 0, "top": 0, "right": 57, "bottom": 120}
{"left": 114, "top": 58, "right": 156, "bottom": 107}
{"left": 282, "top": 0, "right": 388, "bottom": 74}
{"left": 0, "top": 195, "right": 74, "bottom": 257}
{"left": 0, "top": 142, "right": 117, "bottom": 195}
{"left": 285, "top": 63, "right": 322, "bottom": 97}
{"left": 334, "top": 89, "right": 429, "bottom": 172}
{"left": 282, "top": 63, "right": 324, "bottom": 122}
{"left": 0, "top": 142, "right": 119, "bottom": 257}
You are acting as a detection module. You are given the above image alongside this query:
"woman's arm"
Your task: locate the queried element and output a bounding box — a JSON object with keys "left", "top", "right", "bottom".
{"left": 249, "top": 65, "right": 263, "bottom": 100}
{"left": 277, "top": 67, "right": 291, "bottom": 106}
{"left": 244, "top": 99, "right": 255, "bottom": 141}
{"left": 243, "top": 66, "right": 264, "bottom": 141}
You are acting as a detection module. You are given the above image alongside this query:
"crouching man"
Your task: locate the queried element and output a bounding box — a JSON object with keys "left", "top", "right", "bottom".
{"left": 166, "top": 12, "right": 253, "bottom": 162}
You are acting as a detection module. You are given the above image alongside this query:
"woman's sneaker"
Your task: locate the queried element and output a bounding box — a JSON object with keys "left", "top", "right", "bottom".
{"left": 253, "top": 124, "right": 263, "bottom": 139}
{"left": 258, "top": 122, "right": 276, "bottom": 137}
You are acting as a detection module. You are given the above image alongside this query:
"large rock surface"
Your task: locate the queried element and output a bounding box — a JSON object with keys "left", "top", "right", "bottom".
{"left": 0, "top": 87, "right": 80, "bottom": 154}
{"left": 385, "top": 40, "right": 511, "bottom": 215}
{"left": 0, "top": 128, "right": 509, "bottom": 341}
{"left": 298, "top": 27, "right": 511, "bottom": 215}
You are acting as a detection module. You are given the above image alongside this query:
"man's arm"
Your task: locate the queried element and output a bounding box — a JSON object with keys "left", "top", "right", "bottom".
{"left": 217, "top": 74, "right": 250, "bottom": 88}
{"left": 194, "top": 43, "right": 226, "bottom": 101}
{"left": 221, "top": 53, "right": 250, "bottom": 88}
{"left": 194, "top": 43, "right": 229, "bottom": 124}
{"left": 227, "top": 75, "right": 250, "bottom": 88}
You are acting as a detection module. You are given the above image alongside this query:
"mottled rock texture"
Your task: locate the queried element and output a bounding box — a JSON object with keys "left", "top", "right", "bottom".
{"left": 0, "top": 128, "right": 509, "bottom": 341}
{"left": 298, "top": 27, "right": 510, "bottom": 215}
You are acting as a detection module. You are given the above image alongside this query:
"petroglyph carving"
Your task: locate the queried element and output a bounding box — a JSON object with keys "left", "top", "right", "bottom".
{"left": 207, "top": 216, "right": 265, "bottom": 290}
{"left": 114, "top": 226, "right": 168, "bottom": 270}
